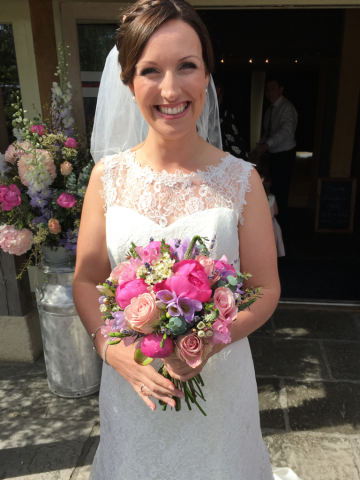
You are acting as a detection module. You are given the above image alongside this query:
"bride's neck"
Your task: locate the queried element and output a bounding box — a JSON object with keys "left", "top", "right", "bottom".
{"left": 135, "top": 127, "right": 205, "bottom": 173}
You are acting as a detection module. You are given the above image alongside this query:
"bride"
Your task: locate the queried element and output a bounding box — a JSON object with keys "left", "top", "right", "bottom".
{"left": 73, "top": 0, "right": 301, "bottom": 479}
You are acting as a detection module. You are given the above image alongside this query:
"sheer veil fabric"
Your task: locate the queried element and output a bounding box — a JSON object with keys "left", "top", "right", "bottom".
{"left": 90, "top": 46, "right": 222, "bottom": 163}
{"left": 89, "top": 46, "right": 303, "bottom": 480}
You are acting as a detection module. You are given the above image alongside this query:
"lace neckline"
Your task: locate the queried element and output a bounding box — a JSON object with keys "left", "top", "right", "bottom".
{"left": 124, "top": 149, "right": 232, "bottom": 180}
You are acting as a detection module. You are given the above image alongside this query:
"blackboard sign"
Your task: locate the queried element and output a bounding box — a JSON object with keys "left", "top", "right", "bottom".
{"left": 315, "top": 178, "right": 356, "bottom": 232}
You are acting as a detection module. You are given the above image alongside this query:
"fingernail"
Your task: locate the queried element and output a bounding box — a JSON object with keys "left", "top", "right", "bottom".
{"left": 168, "top": 385, "right": 175, "bottom": 391}
{"left": 178, "top": 393, "right": 184, "bottom": 399}
{"left": 151, "top": 406, "right": 155, "bottom": 411}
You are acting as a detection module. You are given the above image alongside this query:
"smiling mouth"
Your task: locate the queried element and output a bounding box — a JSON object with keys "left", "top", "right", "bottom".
{"left": 156, "top": 102, "right": 189, "bottom": 115}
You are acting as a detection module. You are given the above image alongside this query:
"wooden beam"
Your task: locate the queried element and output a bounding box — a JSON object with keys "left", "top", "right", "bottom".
{"left": 29, "top": 0, "right": 58, "bottom": 118}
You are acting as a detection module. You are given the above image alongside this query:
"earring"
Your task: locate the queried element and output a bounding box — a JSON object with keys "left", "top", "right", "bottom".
{"left": 132, "top": 93, "right": 136, "bottom": 102}
{"left": 205, "top": 84, "right": 208, "bottom": 94}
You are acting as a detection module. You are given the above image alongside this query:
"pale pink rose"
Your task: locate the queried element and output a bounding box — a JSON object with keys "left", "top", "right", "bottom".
{"left": 64, "top": 137, "right": 78, "bottom": 148}
{"left": 0, "top": 184, "right": 21, "bottom": 211}
{"left": 214, "top": 286, "right": 238, "bottom": 322}
{"left": 117, "top": 257, "right": 143, "bottom": 286}
{"left": 48, "top": 218, "right": 61, "bottom": 234}
{"left": 60, "top": 161, "right": 73, "bottom": 176}
{"left": 195, "top": 254, "right": 220, "bottom": 286}
{"left": 57, "top": 192, "right": 76, "bottom": 208}
{"left": 175, "top": 332, "right": 212, "bottom": 368}
{"left": 0, "top": 225, "right": 33, "bottom": 255}
{"left": 109, "top": 261, "right": 130, "bottom": 283}
{"left": 124, "top": 292, "right": 161, "bottom": 334}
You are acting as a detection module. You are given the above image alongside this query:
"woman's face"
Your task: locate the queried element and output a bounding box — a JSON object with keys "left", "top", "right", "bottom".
{"left": 131, "top": 19, "right": 209, "bottom": 141}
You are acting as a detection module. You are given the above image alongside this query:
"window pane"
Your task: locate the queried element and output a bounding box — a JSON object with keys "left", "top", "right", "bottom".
{"left": 0, "top": 24, "right": 20, "bottom": 144}
{"left": 77, "top": 24, "right": 117, "bottom": 144}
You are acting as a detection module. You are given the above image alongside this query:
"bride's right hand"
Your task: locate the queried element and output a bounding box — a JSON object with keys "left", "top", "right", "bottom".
{"left": 105, "top": 340, "right": 184, "bottom": 410}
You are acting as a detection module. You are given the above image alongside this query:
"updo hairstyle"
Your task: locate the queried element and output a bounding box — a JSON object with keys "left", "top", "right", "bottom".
{"left": 116, "top": 0, "right": 214, "bottom": 86}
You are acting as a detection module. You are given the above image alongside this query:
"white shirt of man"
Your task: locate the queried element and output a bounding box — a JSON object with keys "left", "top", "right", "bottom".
{"left": 260, "top": 95, "right": 298, "bottom": 154}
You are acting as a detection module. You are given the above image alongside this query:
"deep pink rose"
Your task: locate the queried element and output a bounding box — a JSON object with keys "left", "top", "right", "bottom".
{"left": 0, "top": 184, "right": 21, "bottom": 211}
{"left": 175, "top": 332, "right": 212, "bottom": 368}
{"left": 30, "top": 125, "right": 38, "bottom": 134}
{"left": 154, "top": 259, "right": 212, "bottom": 302}
{"left": 141, "top": 332, "right": 174, "bottom": 358}
{"left": 214, "top": 286, "right": 238, "bottom": 322}
{"left": 57, "top": 192, "right": 76, "bottom": 208}
{"left": 64, "top": 137, "right": 78, "bottom": 148}
{"left": 124, "top": 292, "right": 161, "bottom": 334}
{"left": 116, "top": 278, "right": 149, "bottom": 309}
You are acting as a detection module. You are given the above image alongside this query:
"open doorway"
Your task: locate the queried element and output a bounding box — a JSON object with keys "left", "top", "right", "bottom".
{"left": 199, "top": 8, "right": 360, "bottom": 303}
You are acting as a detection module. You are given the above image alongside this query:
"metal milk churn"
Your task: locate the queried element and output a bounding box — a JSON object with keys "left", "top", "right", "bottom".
{"left": 36, "top": 246, "right": 102, "bottom": 397}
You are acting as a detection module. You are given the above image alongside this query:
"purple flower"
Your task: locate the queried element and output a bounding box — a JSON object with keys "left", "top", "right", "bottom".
{"left": 98, "top": 296, "right": 106, "bottom": 304}
{"left": 156, "top": 289, "right": 202, "bottom": 323}
{"left": 59, "top": 228, "right": 79, "bottom": 255}
{"left": 167, "top": 237, "right": 192, "bottom": 261}
{"left": 112, "top": 311, "right": 127, "bottom": 330}
{"left": 30, "top": 195, "right": 48, "bottom": 209}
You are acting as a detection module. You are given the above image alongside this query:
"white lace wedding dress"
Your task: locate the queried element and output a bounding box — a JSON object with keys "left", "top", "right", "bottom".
{"left": 89, "top": 150, "right": 299, "bottom": 480}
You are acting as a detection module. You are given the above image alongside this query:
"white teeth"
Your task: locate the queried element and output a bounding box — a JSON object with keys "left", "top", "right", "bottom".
{"left": 158, "top": 102, "right": 187, "bottom": 115}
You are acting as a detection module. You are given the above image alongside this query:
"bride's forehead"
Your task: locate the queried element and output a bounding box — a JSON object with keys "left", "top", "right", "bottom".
{"left": 139, "top": 20, "right": 202, "bottom": 59}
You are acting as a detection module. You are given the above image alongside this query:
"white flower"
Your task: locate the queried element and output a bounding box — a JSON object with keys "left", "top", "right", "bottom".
{"left": 206, "top": 330, "right": 213, "bottom": 337}
{"left": 198, "top": 330, "right": 205, "bottom": 338}
{"left": 100, "top": 304, "right": 108, "bottom": 312}
{"left": 197, "top": 321, "right": 205, "bottom": 330}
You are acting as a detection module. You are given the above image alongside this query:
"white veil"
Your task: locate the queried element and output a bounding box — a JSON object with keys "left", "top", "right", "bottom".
{"left": 90, "top": 46, "right": 222, "bottom": 163}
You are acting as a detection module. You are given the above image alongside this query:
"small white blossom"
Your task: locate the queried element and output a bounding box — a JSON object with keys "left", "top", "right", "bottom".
{"left": 198, "top": 330, "right": 205, "bottom": 338}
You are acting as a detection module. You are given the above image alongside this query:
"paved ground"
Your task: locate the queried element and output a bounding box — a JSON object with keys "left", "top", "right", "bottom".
{"left": 1, "top": 305, "right": 360, "bottom": 480}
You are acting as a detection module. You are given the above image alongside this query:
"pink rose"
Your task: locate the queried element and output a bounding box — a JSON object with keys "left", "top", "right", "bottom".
{"left": 0, "top": 225, "right": 33, "bottom": 255}
{"left": 117, "top": 257, "right": 143, "bottom": 286}
{"left": 30, "top": 125, "right": 38, "bottom": 134}
{"left": 214, "top": 286, "right": 238, "bottom": 322}
{"left": 141, "top": 332, "right": 174, "bottom": 358}
{"left": 215, "top": 255, "right": 237, "bottom": 281}
{"left": 0, "top": 184, "right": 21, "bottom": 211}
{"left": 57, "top": 192, "right": 76, "bottom": 208}
{"left": 48, "top": 218, "right": 61, "bottom": 234}
{"left": 60, "top": 161, "right": 73, "bottom": 176}
{"left": 124, "top": 292, "right": 160, "bottom": 334}
{"left": 116, "top": 278, "right": 149, "bottom": 309}
{"left": 195, "top": 254, "right": 219, "bottom": 286}
{"left": 64, "top": 137, "right": 78, "bottom": 148}
{"left": 109, "top": 261, "right": 130, "bottom": 283}
{"left": 207, "top": 318, "right": 232, "bottom": 345}
{"left": 175, "top": 332, "right": 212, "bottom": 368}
{"left": 135, "top": 240, "right": 162, "bottom": 265}
{"left": 154, "top": 259, "right": 212, "bottom": 303}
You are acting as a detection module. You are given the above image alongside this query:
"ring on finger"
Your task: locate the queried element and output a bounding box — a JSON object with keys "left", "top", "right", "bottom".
{"left": 139, "top": 383, "right": 145, "bottom": 395}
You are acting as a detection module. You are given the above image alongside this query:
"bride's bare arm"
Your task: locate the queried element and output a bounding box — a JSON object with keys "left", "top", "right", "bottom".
{"left": 73, "top": 161, "right": 183, "bottom": 409}
{"left": 163, "top": 167, "right": 280, "bottom": 381}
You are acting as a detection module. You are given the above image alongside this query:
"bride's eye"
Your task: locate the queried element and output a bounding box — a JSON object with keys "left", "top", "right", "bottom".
{"left": 140, "top": 67, "right": 158, "bottom": 76}
{"left": 180, "top": 62, "right": 197, "bottom": 70}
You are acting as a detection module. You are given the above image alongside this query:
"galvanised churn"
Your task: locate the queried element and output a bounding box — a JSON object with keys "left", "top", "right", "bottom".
{"left": 36, "top": 246, "right": 102, "bottom": 398}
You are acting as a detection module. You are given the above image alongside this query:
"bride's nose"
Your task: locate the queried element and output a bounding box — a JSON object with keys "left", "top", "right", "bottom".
{"left": 160, "top": 71, "right": 181, "bottom": 102}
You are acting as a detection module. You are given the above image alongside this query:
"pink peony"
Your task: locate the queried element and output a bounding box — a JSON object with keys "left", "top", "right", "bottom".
{"left": 117, "top": 257, "right": 143, "bottom": 286}
{"left": 175, "top": 332, "right": 212, "bottom": 368}
{"left": 141, "top": 332, "right": 174, "bottom": 358}
{"left": 154, "top": 259, "right": 212, "bottom": 303}
{"left": 124, "top": 292, "right": 161, "bottom": 334}
{"left": 116, "top": 278, "right": 149, "bottom": 309}
{"left": 0, "top": 184, "right": 21, "bottom": 211}
{"left": 48, "top": 218, "right": 61, "bottom": 234}
{"left": 64, "top": 137, "right": 78, "bottom": 148}
{"left": 57, "top": 192, "right": 76, "bottom": 208}
{"left": 60, "top": 161, "right": 73, "bottom": 176}
{"left": 109, "top": 261, "right": 130, "bottom": 283}
{"left": 214, "top": 286, "right": 238, "bottom": 322}
{"left": 0, "top": 225, "right": 33, "bottom": 255}
{"left": 18, "top": 149, "right": 56, "bottom": 187}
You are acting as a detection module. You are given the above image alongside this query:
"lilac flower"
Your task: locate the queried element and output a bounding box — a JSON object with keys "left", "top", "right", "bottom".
{"left": 167, "top": 237, "right": 192, "bottom": 261}
{"left": 30, "top": 195, "right": 48, "bottom": 210}
{"left": 112, "top": 311, "right": 127, "bottom": 330}
{"left": 59, "top": 228, "right": 78, "bottom": 255}
{"left": 157, "top": 290, "right": 202, "bottom": 323}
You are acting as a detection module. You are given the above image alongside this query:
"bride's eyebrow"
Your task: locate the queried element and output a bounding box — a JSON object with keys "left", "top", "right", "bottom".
{"left": 137, "top": 55, "right": 201, "bottom": 67}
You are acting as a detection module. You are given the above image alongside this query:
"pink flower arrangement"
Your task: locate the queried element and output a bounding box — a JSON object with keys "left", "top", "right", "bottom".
{"left": 4, "top": 141, "right": 32, "bottom": 164}
{"left": 48, "top": 218, "right": 61, "bottom": 234}
{"left": 64, "top": 137, "right": 78, "bottom": 148}
{"left": 18, "top": 150, "right": 57, "bottom": 187}
{"left": 0, "top": 184, "right": 21, "bottom": 211}
{"left": 57, "top": 192, "right": 76, "bottom": 208}
{"left": 96, "top": 235, "right": 261, "bottom": 415}
{"left": 0, "top": 225, "right": 33, "bottom": 255}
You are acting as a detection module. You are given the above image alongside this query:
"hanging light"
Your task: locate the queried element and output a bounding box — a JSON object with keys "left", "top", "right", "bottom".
{"left": 221, "top": 58, "right": 224, "bottom": 63}
{"left": 265, "top": 59, "right": 269, "bottom": 63}
{"left": 249, "top": 59, "right": 253, "bottom": 63}
{"left": 295, "top": 59, "right": 298, "bottom": 63}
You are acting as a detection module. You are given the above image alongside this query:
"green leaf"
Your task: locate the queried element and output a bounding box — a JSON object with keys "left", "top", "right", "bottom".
{"left": 227, "top": 275, "right": 238, "bottom": 286}
{"left": 237, "top": 297, "right": 258, "bottom": 312}
{"left": 134, "top": 348, "right": 154, "bottom": 366}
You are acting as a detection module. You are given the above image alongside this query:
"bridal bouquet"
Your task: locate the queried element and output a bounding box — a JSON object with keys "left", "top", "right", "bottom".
{"left": 97, "top": 235, "right": 261, "bottom": 415}
{"left": 0, "top": 44, "right": 93, "bottom": 275}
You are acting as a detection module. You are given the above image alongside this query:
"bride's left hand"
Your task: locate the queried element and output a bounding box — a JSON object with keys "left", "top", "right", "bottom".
{"left": 162, "top": 344, "right": 225, "bottom": 382}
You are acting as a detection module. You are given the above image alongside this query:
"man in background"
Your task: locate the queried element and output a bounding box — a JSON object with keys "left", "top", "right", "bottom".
{"left": 252, "top": 76, "right": 298, "bottom": 235}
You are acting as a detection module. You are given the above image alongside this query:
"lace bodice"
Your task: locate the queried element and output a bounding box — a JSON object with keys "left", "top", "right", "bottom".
{"left": 100, "top": 150, "right": 253, "bottom": 228}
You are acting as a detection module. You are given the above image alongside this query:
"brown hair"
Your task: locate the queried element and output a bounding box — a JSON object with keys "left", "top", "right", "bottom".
{"left": 116, "top": 0, "right": 214, "bottom": 86}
